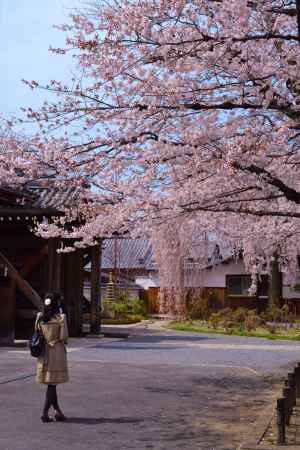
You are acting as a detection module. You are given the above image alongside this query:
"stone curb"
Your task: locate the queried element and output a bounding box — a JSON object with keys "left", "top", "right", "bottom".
{"left": 238, "top": 401, "right": 300, "bottom": 450}
{"left": 238, "top": 403, "right": 274, "bottom": 450}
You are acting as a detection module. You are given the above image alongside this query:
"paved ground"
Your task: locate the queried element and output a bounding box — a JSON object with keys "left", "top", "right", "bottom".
{"left": 1, "top": 322, "right": 300, "bottom": 450}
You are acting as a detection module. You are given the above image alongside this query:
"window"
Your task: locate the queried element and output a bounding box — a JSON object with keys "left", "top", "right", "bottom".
{"left": 227, "top": 275, "right": 251, "bottom": 296}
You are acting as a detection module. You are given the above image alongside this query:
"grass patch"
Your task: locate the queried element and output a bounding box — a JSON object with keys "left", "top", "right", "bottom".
{"left": 102, "top": 315, "right": 144, "bottom": 325}
{"left": 167, "top": 321, "right": 300, "bottom": 340}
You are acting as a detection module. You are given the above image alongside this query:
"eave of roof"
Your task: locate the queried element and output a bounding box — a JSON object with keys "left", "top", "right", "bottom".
{"left": 0, "top": 207, "right": 61, "bottom": 217}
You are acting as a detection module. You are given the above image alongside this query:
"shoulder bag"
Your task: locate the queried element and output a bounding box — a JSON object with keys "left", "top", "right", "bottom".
{"left": 29, "top": 317, "right": 45, "bottom": 358}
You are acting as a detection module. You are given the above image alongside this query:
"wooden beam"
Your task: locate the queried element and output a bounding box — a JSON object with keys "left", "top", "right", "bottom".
{"left": 0, "top": 234, "right": 45, "bottom": 249}
{"left": 19, "top": 245, "right": 48, "bottom": 278}
{"left": 0, "top": 208, "right": 61, "bottom": 217}
{"left": 0, "top": 251, "right": 42, "bottom": 309}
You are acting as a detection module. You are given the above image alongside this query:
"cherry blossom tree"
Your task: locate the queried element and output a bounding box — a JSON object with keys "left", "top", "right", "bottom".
{"left": 7, "top": 0, "right": 300, "bottom": 313}
{"left": 0, "top": 119, "right": 49, "bottom": 191}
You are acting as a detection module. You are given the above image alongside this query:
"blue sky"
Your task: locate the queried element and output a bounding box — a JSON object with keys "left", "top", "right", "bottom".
{"left": 0, "top": 0, "right": 79, "bottom": 125}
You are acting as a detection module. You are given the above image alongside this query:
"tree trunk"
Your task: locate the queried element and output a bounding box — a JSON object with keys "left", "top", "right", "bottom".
{"left": 268, "top": 254, "right": 282, "bottom": 309}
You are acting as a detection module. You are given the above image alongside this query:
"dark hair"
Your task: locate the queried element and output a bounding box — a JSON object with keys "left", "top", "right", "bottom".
{"left": 42, "top": 292, "right": 61, "bottom": 323}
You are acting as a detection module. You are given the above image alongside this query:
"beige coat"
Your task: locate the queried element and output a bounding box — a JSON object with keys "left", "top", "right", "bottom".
{"left": 35, "top": 313, "right": 69, "bottom": 385}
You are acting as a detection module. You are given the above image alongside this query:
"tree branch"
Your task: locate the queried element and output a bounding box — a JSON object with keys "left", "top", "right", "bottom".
{"left": 233, "top": 162, "right": 300, "bottom": 204}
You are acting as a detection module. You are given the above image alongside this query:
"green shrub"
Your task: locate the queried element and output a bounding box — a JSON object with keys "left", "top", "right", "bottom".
{"left": 222, "top": 318, "right": 235, "bottom": 333}
{"left": 126, "top": 298, "right": 147, "bottom": 316}
{"left": 281, "top": 304, "right": 289, "bottom": 317}
{"left": 116, "top": 290, "right": 130, "bottom": 303}
{"left": 264, "top": 304, "right": 295, "bottom": 324}
{"left": 114, "top": 302, "right": 129, "bottom": 318}
{"left": 244, "top": 314, "right": 261, "bottom": 331}
{"left": 265, "top": 323, "right": 277, "bottom": 334}
{"left": 207, "top": 308, "right": 233, "bottom": 330}
{"left": 188, "top": 297, "right": 211, "bottom": 320}
{"left": 218, "top": 307, "right": 232, "bottom": 317}
{"left": 209, "top": 312, "right": 223, "bottom": 329}
{"left": 102, "top": 298, "right": 147, "bottom": 319}
{"left": 265, "top": 305, "right": 284, "bottom": 322}
{"left": 217, "top": 308, "right": 233, "bottom": 326}
{"left": 232, "top": 307, "right": 249, "bottom": 326}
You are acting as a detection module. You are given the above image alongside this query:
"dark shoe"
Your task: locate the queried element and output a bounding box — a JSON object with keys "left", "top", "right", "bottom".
{"left": 54, "top": 411, "right": 66, "bottom": 422}
{"left": 41, "top": 415, "right": 54, "bottom": 423}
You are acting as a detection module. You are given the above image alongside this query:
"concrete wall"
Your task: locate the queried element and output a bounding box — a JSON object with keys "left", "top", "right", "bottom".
{"left": 85, "top": 262, "right": 300, "bottom": 301}
{"left": 134, "top": 261, "right": 300, "bottom": 301}
{"left": 135, "top": 260, "right": 248, "bottom": 289}
{"left": 185, "top": 260, "right": 247, "bottom": 288}
{"left": 283, "top": 285, "right": 300, "bottom": 299}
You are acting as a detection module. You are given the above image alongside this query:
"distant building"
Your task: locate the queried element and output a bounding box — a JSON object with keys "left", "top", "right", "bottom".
{"left": 90, "top": 238, "right": 300, "bottom": 314}
{"left": 84, "top": 239, "right": 158, "bottom": 303}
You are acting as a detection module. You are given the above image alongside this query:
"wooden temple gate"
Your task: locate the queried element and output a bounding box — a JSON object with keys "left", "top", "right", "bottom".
{"left": 0, "top": 188, "right": 101, "bottom": 344}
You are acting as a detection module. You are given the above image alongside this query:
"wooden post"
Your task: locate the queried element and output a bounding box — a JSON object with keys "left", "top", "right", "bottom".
{"left": 296, "top": 365, "right": 300, "bottom": 398}
{"left": 90, "top": 244, "right": 101, "bottom": 334}
{"left": 277, "top": 398, "right": 286, "bottom": 444}
{"left": 74, "top": 249, "right": 83, "bottom": 335}
{"left": 283, "top": 385, "right": 292, "bottom": 425}
{"left": 62, "top": 249, "right": 83, "bottom": 336}
{"left": 288, "top": 372, "right": 296, "bottom": 406}
{"left": 48, "top": 239, "right": 62, "bottom": 292}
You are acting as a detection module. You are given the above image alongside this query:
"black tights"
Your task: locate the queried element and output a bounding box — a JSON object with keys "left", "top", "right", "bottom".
{"left": 43, "top": 384, "right": 60, "bottom": 414}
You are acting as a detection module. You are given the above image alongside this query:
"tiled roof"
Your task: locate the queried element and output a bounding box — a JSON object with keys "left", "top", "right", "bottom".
{"left": 100, "top": 238, "right": 232, "bottom": 271}
{"left": 101, "top": 238, "right": 155, "bottom": 270}
{"left": 30, "top": 186, "right": 81, "bottom": 210}
{"left": 0, "top": 185, "right": 81, "bottom": 213}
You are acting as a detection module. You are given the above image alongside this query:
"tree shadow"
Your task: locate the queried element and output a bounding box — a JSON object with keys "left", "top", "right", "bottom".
{"left": 64, "top": 417, "right": 144, "bottom": 425}
{"left": 91, "top": 332, "right": 218, "bottom": 350}
{"left": 131, "top": 334, "right": 217, "bottom": 343}
{"left": 90, "top": 345, "right": 180, "bottom": 350}
{"left": 102, "top": 327, "right": 218, "bottom": 342}
{"left": 93, "top": 332, "right": 217, "bottom": 349}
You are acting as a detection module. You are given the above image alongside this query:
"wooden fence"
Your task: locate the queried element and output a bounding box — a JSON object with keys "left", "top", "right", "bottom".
{"left": 141, "top": 286, "right": 300, "bottom": 316}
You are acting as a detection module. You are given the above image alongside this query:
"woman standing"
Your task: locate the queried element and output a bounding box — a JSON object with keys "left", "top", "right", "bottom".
{"left": 35, "top": 292, "right": 69, "bottom": 422}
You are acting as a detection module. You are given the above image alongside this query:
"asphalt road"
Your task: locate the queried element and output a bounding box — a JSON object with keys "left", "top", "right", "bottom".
{"left": 1, "top": 322, "right": 300, "bottom": 450}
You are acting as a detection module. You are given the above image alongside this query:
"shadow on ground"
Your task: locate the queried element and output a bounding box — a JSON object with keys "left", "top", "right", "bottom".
{"left": 64, "top": 417, "right": 144, "bottom": 425}
{"left": 93, "top": 331, "right": 217, "bottom": 350}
